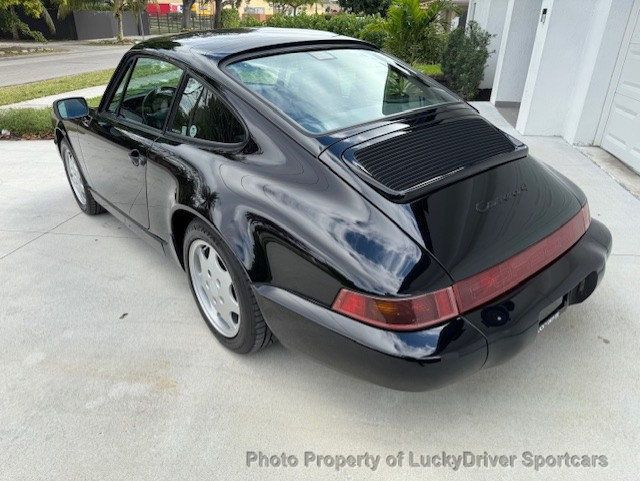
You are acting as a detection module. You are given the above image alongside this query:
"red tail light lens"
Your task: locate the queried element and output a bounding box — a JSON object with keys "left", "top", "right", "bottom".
{"left": 332, "top": 204, "right": 590, "bottom": 331}
{"left": 332, "top": 287, "right": 459, "bottom": 331}
{"left": 453, "top": 203, "right": 590, "bottom": 312}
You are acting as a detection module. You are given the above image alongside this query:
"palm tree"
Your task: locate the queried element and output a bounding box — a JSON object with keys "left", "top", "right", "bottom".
{"left": 384, "top": 0, "right": 457, "bottom": 63}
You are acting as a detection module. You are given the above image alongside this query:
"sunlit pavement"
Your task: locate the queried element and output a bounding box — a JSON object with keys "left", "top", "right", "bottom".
{"left": 1, "top": 104, "right": 639, "bottom": 480}
{"left": 0, "top": 42, "right": 129, "bottom": 86}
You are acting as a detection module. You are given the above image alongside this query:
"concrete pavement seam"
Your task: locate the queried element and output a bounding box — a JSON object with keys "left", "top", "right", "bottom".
{"left": 0, "top": 212, "right": 81, "bottom": 261}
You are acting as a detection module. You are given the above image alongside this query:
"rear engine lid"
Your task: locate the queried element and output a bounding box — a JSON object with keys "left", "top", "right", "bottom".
{"left": 319, "top": 105, "right": 583, "bottom": 283}
{"left": 338, "top": 109, "right": 526, "bottom": 201}
{"left": 346, "top": 116, "right": 518, "bottom": 196}
{"left": 410, "top": 157, "right": 583, "bottom": 281}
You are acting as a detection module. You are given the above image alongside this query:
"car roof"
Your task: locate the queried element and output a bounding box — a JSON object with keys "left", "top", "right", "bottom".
{"left": 133, "top": 27, "right": 369, "bottom": 62}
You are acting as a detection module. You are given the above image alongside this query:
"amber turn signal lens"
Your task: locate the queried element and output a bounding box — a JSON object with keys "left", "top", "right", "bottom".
{"left": 332, "top": 287, "right": 459, "bottom": 331}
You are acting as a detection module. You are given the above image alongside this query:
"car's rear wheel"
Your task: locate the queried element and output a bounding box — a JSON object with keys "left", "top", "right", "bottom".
{"left": 184, "top": 219, "right": 272, "bottom": 353}
{"left": 60, "top": 138, "right": 103, "bottom": 215}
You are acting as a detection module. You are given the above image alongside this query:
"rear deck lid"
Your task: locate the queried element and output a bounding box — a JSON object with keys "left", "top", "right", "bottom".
{"left": 409, "top": 157, "right": 582, "bottom": 281}
{"left": 320, "top": 106, "right": 583, "bottom": 282}
{"left": 345, "top": 116, "right": 518, "bottom": 196}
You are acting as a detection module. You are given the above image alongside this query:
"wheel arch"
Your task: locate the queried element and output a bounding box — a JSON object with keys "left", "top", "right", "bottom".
{"left": 54, "top": 126, "right": 66, "bottom": 149}
{"left": 170, "top": 206, "right": 210, "bottom": 270}
{"left": 168, "top": 202, "right": 274, "bottom": 293}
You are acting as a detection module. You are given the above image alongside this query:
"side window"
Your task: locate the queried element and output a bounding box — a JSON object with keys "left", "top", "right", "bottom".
{"left": 118, "top": 57, "right": 183, "bottom": 129}
{"left": 106, "top": 64, "right": 132, "bottom": 113}
{"left": 170, "top": 76, "right": 245, "bottom": 144}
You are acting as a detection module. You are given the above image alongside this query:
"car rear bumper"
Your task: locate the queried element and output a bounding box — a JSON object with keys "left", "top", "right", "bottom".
{"left": 254, "top": 219, "right": 611, "bottom": 391}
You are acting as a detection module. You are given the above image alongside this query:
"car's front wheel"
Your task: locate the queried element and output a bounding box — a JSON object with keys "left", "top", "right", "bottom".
{"left": 184, "top": 219, "right": 272, "bottom": 353}
{"left": 60, "top": 138, "right": 103, "bottom": 215}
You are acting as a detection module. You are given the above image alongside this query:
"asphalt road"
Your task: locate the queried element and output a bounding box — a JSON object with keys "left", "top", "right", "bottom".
{"left": 0, "top": 104, "right": 639, "bottom": 480}
{"left": 0, "top": 42, "right": 129, "bottom": 86}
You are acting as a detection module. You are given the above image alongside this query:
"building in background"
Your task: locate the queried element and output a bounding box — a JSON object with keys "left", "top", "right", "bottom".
{"left": 468, "top": 0, "right": 640, "bottom": 174}
{"left": 146, "top": 3, "right": 181, "bottom": 14}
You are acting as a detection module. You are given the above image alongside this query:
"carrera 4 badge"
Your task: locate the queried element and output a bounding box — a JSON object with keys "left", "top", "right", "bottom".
{"left": 476, "top": 183, "right": 528, "bottom": 213}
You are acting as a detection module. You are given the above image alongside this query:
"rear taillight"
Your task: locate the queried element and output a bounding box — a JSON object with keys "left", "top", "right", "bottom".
{"left": 332, "top": 203, "right": 590, "bottom": 331}
{"left": 453, "top": 203, "right": 590, "bottom": 312}
{"left": 332, "top": 287, "right": 459, "bottom": 331}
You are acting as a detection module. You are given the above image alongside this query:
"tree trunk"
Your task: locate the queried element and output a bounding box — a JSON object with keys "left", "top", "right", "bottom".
{"left": 214, "top": 0, "right": 222, "bottom": 28}
{"left": 182, "top": 0, "right": 193, "bottom": 30}
{"left": 10, "top": 6, "right": 19, "bottom": 40}
{"left": 116, "top": 11, "right": 124, "bottom": 41}
{"left": 41, "top": 8, "right": 56, "bottom": 35}
{"left": 293, "top": 6, "right": 298, "bottom": 16}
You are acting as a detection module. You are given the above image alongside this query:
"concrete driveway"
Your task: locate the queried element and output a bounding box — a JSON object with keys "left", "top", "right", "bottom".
{"left": 1, "top": 112, "right": 639, "bottom": 479}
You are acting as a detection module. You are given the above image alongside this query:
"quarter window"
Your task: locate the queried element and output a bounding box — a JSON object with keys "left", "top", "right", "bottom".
{"left": 170, "top": 77, "right": 245, "bottom": 144}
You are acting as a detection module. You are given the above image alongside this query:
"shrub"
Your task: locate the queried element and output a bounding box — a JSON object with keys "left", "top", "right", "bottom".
{"left": 441, "top": 21, "right": 491, "bottom": 100}
{"left": 358, "top": 19, "right": 388, "bottom": 49}
{"left": 240, "top": 15, "right": 263, "bottom": 27}
{"left": 265, "top": 13, "right": 327, "bottom": 30}
{"left": 220, "top": 9, "right": 241, "bottom": 28}
{"left": 264, "top": 13, "right": 382, "bottom": 38}
{"left": 326, "top": 13, "right": 376, "bottom": 37}
{"left": 383, "top": 0, "right": 455, "bottom": 64}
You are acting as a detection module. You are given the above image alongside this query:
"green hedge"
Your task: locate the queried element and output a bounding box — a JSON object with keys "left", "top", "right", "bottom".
{"left": 232, "top": 11, "right": 453, "bottom": 65}
{"left": 262, "top": 13, "right": 383, "bottom": 38}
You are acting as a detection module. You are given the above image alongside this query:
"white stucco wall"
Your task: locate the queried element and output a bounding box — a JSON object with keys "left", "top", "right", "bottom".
{"left": 516, "top": 0, "right": 587, "bottom": 135}
{"left": 490, "top": 0, "right": 543, "bottom": 104}
{"left": 516, "top": 0, "right": 636, "bottom": 139}
{"left": 468, "top": 0, "right": 509, "bottom": 89}
{"left": 563, "top": 0, "right": 634, "bottom": 144}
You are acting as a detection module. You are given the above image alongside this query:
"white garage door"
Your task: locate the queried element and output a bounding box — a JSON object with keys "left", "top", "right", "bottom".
{"left": 601, "top": 12, "right": 640, "bottom": 173}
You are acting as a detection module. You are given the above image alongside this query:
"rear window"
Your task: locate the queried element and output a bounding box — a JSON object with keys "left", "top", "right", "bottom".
{"left": 226, "top": 48, "right": 459, "bottom": 134}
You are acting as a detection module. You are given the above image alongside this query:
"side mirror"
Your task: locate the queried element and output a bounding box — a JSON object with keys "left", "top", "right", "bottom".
{"left": 53, "top": 97, "right": 89, "bottom": 120}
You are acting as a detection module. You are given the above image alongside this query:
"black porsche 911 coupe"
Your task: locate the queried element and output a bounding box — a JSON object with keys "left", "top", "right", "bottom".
{"left": 52, "top": 28, "right": 611, "bottom": 390}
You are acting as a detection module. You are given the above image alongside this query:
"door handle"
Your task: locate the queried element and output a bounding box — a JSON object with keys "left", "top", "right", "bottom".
{"left": 129, "top": 149, "right": 141, "bottom": 166}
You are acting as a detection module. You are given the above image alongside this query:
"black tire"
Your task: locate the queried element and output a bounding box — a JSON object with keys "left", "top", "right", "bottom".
{"left": 60, "top": 138, "right": 104, "bottom": 215}
{"left": 183, "top": 219, "right": 273, "bottom": 354}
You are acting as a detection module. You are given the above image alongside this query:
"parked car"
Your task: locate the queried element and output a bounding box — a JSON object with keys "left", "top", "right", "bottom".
{"left": 51, "top": 28, "right": 611, "bottom": 390}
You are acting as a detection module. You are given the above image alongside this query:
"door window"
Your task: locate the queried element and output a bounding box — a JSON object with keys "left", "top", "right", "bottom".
{"left": 115, "top": 57, "right": 183, "bottom": 130}
{"left": 170, "top": 77, "right": 245, "bottom": 144}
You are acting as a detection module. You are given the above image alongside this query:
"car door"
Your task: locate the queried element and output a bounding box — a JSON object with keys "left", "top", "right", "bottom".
{"left": 78, "top": 56, "right": 184, "bottom": 229}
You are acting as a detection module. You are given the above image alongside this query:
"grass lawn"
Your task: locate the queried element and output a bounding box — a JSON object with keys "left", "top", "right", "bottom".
{"left": 0, "top": 96, "right": 102, "bottom": 139}
{"left": 0, "top": 70, "right": 113, "bottom": 107}
{"left": 0, "top": 108, "right": 52, "bottom": 139}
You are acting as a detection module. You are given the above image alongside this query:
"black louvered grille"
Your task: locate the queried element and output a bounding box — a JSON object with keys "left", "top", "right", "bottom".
{"left": 352, "top": 118, "right": 515, "bottom": 192}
